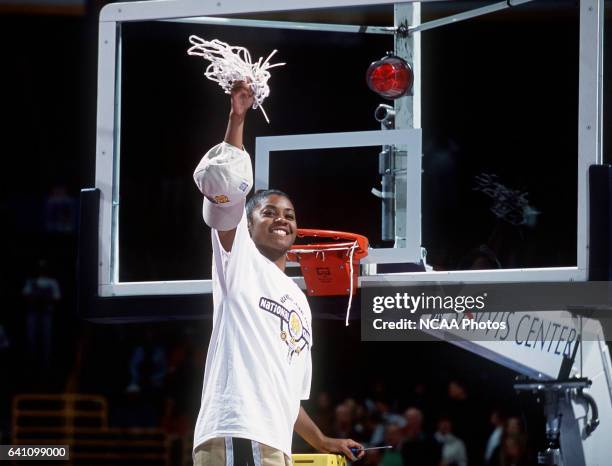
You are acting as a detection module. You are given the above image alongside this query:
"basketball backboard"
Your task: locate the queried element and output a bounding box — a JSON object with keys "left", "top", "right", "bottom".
{"left": 87, "top": 0, "right": 603, "bottom": 304}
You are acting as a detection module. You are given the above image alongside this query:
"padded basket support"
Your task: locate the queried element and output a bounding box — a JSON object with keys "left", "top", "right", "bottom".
{"left": 298, "top": 250, "right": 360, "bottom": 296}
{"left": 288, "top": 229, "right": 369, "bottom": 297}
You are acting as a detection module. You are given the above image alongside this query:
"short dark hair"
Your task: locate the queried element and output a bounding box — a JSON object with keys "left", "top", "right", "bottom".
{"left": 246, "top": 189, "right": 293, "bottom": 223}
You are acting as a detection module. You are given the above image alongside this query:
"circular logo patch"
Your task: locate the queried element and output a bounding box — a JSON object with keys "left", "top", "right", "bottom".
{"left": 288, "top": 311, "right": 304, "bottom": 340}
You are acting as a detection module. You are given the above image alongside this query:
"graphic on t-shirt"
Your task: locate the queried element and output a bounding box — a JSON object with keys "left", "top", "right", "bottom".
{"left": 258, "top": 296, "right": 311, "bottom": 362}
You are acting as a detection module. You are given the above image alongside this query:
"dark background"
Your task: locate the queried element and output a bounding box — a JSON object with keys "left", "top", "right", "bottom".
{"left": 0, "top": 1, "right": 611, "bottom": 465}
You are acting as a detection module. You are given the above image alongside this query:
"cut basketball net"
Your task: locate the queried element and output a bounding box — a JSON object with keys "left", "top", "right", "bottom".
{"left": 287, "top": 229, "right": 369, "bottom": 326}
{"left": 187, "top": 36, "right": 285, "bottom": 123}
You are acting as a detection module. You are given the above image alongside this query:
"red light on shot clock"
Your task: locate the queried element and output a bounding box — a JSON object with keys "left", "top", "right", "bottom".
{"left": 366, "top": 55, "right": 413, "bottom": 99}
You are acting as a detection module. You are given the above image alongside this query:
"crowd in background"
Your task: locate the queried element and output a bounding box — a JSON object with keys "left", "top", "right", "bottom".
{"left": 1, "top": 271, "right": 534, "bottom": 466}
{"left": 0, "top": 183, "right": 535, "bottom": 465}
{"left": 303, "top": 389, "right": 530, "bottom": 466}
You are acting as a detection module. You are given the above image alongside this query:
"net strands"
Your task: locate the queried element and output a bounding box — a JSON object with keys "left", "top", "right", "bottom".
{"left": 295, "top": 241, "right": 359, "bottom": 326}
{"left": 289, "top": 241, "right": 362, "bottom": 254}
{"left": 187, "top": 36, "right": 285, "bottom": 123}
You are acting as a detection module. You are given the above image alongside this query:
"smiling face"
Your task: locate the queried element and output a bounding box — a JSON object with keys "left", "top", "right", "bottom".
{"left": 248, "top": 193, "right": 297, "bottom": 265}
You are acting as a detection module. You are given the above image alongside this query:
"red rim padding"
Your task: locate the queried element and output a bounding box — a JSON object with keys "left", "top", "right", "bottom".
{"left": 287, "top": 229, "right": 369, "bottom": 260}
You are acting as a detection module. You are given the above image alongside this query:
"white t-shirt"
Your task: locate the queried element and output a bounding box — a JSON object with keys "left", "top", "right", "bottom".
{"left": 194, "top": 209, "right": 313, "bottom": 457}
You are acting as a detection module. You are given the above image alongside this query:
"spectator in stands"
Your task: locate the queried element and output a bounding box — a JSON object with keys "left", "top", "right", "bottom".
{"left": 499, "top": 417, "right": 528, "bottom": 466}
{"left": 400, "top": 407, "right": 441, "bottom": 466}
{"left": 347, "top": 399, "right": 369, "bottom": 443}
{"left": 380, "top": 422, "right": 404, "bottom": 466}
{"left": 504, "top": 417, "right": 523, "bottom": 436}
{"left": 499, "top": 435, "right": 527, "bottom": 466}
{"left": 444, "top": 379, "right": 483, "bottom": 463}
{"left": 434, "top": 416, "right": 468, "bottom": 466}
{"left": 333, "top": 402, "right": 359, "bottom": 439}
{"left": 484, "top": 408, "right": 505, "bottom": 466}
{"left": 22, "top": 259, "right": 61, "bottom": 371}
{"left": 370, "top": 395, "right": 404, "bottom": 427}
{"left": 126, "top": 327, "right": 168, "bottom": 393}
{"left": 445, "top": 380, "right": 470, "bottom": 429}
{"left": 344, "top": 397, "right": 358, "bottom": 414}
{"left": 365, "top": 381, "right": 396, "bottom": 419}
{"left": 362, "top": 411, "right": 385, "bottom": 447}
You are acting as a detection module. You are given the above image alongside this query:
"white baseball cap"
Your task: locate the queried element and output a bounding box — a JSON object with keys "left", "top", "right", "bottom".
{"left": 193, "top": 142, "right": 253, "bottom": 230}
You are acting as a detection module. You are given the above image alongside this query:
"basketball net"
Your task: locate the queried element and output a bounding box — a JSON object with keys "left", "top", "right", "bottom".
{"left": 187, "top": 36, "right": 285, "bottom": 123}
{"left": 289, "top": 230, "right": 369, "bottom": 327}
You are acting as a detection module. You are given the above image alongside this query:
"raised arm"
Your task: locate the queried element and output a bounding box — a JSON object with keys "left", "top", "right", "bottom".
{"left": 192, "top": 82, "right": 254, "bottom": 251}
{"left": 294, "top": 406, "right": 364, "bottom": 461}
{"left": 216, "top": 81, "right": 254, "bottom": 251}
{"left": 224, "top": 81, "right": 253, "bottom": 149}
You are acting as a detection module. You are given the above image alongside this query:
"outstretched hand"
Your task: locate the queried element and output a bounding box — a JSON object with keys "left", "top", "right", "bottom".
{"left": 230, "top": 80, "right": 254, "bottom": 118}
{"left": 320, "top": 437, "right": 365, "bottom": 462}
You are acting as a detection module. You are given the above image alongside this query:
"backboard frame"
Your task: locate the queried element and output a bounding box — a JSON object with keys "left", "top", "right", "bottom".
{"left": 94, "top": 0, "right": 603, "bottom": 298}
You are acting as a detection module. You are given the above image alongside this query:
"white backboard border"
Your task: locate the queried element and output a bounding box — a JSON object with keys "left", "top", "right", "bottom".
{"left": 94, "top": 0, "right": 601, "bottom": 297}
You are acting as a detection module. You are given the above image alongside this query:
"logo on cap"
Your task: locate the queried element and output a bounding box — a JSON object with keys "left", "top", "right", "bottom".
{"left": 238, "top": 181, "right": 249, "bottom": 193}
{"left": 213, "top": 195, "right": 230, "bottom": 204}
